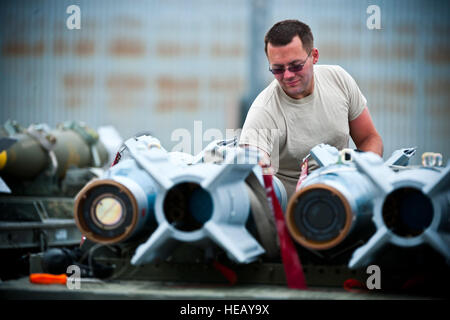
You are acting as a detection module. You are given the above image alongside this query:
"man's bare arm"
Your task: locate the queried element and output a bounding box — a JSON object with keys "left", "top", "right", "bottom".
{"left": 349, "top": 107, "right": 383, "bottom": 156}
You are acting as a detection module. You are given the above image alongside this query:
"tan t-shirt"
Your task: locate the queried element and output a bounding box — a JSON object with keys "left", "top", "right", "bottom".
{"left": 239, "top": 65, "right": 366, "bottom": 198}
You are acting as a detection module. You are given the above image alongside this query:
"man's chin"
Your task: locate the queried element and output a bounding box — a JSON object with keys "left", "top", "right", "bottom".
{"left": 283, "top": 87, "right": 302, "bottom": 99}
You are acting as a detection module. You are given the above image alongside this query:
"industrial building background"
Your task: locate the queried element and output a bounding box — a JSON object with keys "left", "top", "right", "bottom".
{"left": 1, "top": 0, "right": 449, "bottom": 163}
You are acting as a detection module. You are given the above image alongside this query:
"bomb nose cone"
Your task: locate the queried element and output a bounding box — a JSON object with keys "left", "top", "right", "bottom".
{"left": 74, "top": 180, "right": 139, "bottom": 244}
{"left": 286, "top": 184, "right": 352, "bottom": 250}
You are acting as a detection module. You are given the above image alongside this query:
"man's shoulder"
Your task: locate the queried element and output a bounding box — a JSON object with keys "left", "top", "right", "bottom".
{"left": 315, "top": 64, "right": 348, "bottom": 78}
{"left": 315, "top": 64, "right": 355, "bottom": 88}
{"left": 251, "top": 79, "right": 279, "bottom": 109}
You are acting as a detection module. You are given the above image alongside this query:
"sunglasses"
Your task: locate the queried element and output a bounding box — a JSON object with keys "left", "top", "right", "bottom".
{"left": 269, "top": 51, "right": 312, "bottom": 75}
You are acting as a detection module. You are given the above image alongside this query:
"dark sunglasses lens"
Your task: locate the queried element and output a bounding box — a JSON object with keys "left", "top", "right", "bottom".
{"left": 289, "top": 64, "right": 303, "bottom": 72}
{"left": 271, "top": 64, "right": 303, "bottom": 75}
{"left": 271, "top": 68, "right": 285, "bottom": 75}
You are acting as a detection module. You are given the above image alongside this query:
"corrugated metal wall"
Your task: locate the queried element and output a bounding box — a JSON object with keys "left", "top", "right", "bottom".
{"left": 1, "top": 0, "right": 449, "bottom": 163}
{"left": 0, "top": 0, "right": 249, "bottom": 154}
{"left": 271, "top": 0, "right": 450, "bottom": 163}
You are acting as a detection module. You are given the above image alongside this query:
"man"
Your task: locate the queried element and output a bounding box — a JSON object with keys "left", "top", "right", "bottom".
{"left": 239, "top": 19, "right": 383, "bottom": 199}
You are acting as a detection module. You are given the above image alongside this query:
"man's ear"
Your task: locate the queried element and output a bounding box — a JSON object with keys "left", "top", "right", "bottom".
{"left": 312, "top": 48, "right": 319, "bottom": 64}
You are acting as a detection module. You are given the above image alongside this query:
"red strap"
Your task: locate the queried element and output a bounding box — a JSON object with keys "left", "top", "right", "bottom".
{"left": 80, "top": 235, "right": 86, "bottom": 247}
{"left": 295, "top": 157, "right": 309, "bottom": 192}
{"left": 213, "top": 260, "right": 237, "bottom": 285}
{"left": 262, "top": 169, "right": 308, "bottom": 289}
{"left": 401, "top": 275, "right": 426, "bottom": 290}
{"left": 111, "top": 152, "right": 121, "bottom": 167}
{"left": 343, "top": 278, "right": 367, "bottom": 293}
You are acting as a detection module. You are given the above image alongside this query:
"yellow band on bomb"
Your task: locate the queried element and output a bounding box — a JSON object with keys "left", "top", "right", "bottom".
{"left": 0, "top": 151, "right": 7, "bottom": 170}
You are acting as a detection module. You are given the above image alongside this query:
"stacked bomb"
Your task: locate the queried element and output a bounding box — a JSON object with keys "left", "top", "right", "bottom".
{"left": 285, "top": 144, "right": 450, "bottom": 268}
{"left": 0, "top": 120, "right": 114, "bottom": 257}
{"left": 0, "top": 120, "right": 109, "bottom": 181}
{"left": 74, "top": 135, "right": 287, "bottom": 265}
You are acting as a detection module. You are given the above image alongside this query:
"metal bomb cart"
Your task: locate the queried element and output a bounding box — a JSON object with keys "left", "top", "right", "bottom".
{"left": 1, "top": 136, "right": 449, "bottom": 300}
{"left": 0, "top": 120, "right": 115, "bottom": 280}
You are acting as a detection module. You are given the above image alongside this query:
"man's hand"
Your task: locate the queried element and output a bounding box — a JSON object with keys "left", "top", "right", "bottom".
{"left": 349, "top": 107, "right": 383, "bottom": 156}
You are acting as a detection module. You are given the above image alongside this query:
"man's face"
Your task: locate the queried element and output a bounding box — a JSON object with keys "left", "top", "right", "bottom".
{"left": 267, "top": 36, "right": 317, "bottom": 99}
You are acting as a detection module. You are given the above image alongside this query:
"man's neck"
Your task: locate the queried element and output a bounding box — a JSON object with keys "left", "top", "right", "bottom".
{"left": 285, "top": 76, "right": 314, "bottom": 100}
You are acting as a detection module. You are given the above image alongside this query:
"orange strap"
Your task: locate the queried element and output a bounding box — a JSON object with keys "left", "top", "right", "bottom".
{"left": 29, "top": 273, "right": 67, "bottom": 285}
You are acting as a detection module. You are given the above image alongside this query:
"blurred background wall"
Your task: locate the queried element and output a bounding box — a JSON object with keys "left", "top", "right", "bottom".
{"left": 1, "top": 0, "right": 449, "bottom": 164}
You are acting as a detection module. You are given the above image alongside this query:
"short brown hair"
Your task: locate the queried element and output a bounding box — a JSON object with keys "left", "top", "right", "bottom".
{"left": 264, "top": 19, "right": 314, "bottom": 55}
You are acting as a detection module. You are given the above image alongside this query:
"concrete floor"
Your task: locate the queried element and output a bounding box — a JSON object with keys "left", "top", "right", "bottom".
{"left": 0, "top": 276, "right": 435, "bottom": 300}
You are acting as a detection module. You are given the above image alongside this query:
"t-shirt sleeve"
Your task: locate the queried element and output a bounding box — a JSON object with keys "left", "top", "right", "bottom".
{"left": 336, "top": 66, "right": 367, "bottom": 121}
{"left": 239, "top": 106, "right": 279, "bottom": 156}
